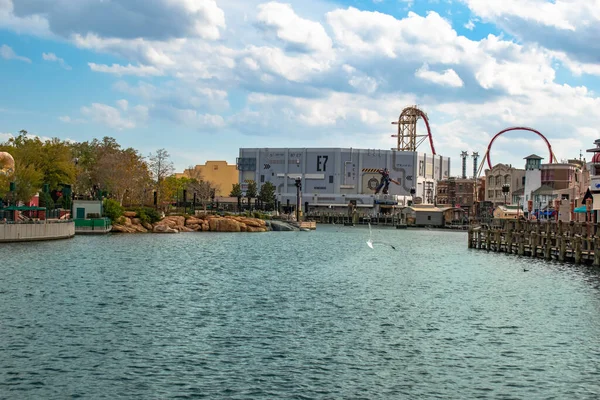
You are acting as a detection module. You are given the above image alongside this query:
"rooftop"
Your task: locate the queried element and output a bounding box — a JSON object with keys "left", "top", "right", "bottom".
{"left": 524, "top": 154, "right": 544, "bottom": 160}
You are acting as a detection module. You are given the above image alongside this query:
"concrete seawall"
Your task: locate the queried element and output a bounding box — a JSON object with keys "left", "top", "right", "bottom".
{"left": 0, "top": 221, "right": 75, "bottom": 242}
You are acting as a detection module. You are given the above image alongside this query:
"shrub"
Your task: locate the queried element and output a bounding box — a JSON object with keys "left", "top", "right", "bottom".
{"left": 103, "top": 198, "right": 123, "bottom": 223}
{"left": 137, "top": 207, "right": 161, "bottom": 225}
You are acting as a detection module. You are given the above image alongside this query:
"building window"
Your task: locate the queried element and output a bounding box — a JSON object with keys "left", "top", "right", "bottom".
{"left": 329, "top": 176, "right": 334, "bottom": 184}
{"left": 427, "top": 215, "right": 431, "bottom": 221}
{"left": 260, "top": 175, "right": 264, "bottom": 183}
{"left": 522, "top": 176, "right": 526, "bottom": 185}
{"left": 213, "top": 165, "right": 218, "bottom": 170}
{"left": 489, "top": 176, "right": 494, "bottom": 186}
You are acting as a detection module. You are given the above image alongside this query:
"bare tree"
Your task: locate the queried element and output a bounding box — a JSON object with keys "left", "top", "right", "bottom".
{"left": 149, "top": 149, "right": 174, "bottom": 208}
{"left": 185, "top": 165, "right": 220, "bottom": 211}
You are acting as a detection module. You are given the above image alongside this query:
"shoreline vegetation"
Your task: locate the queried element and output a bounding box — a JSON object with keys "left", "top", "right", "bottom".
{"left": 1, "top": 133, "right": 278, "bottom": 225}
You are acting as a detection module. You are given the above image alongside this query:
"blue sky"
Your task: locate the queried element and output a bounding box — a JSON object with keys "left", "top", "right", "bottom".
{"left": 2, "top": 0, "right": 600, "bottom": 175}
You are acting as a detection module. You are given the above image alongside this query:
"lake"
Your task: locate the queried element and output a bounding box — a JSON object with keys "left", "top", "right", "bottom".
{"left": 2, "top": 226, "right": 600, "bottom": 399}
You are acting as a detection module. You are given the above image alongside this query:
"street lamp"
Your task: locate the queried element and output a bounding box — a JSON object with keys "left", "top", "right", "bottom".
{"left": 502, "top": 184, "right": 510, "bottom": 205}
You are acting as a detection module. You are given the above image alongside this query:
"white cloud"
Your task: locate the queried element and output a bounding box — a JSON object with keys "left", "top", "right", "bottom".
{"left": 80, "top": 101, "right": 148, "bottom": 130}
{"left": 6, "top": 0, "right": 226, "bottom": 41}
{"left": 3, "top": 0, "right": 600, "bottom": 176}
{"left": 88, "top": 62, "right": 164, "bottom": 77}
{"left": 0, "top": 44, "right": 31, "bottom": 63}
{"left": 415, "top": 63, "right": 464, "bottom": 87}
{"left": 256, "top": 2, "right": 332, "bottom": 53}
{"left": 42, "top": 52, "right": 71, "bottom": 70}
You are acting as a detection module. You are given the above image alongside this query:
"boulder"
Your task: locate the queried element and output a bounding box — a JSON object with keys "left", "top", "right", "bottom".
{"left": 153, "top": 224, "right": 179, "bottom": 233}
{"left": 179, "top": 226, "right": 194, "bottom": 232}
{"left": 185, "top": 217, "right": 202, "bottom": 226}
{"left": 267, "top": 220, "right": 298, "bottom": 231}
{"left": 132, "top": 224, "right": 148, "bottom": 233}
{"left": 246, "top": 226, "right": 267, "bottom": 232}
{"left": 112, "top": 224, "right": 137, "bottom": 233}
{"left": 218, "top": 218, "right": 241, "bottom": 232}
{"left": 156, "top": 216, "right": 185, "bottom": 228}
{"left": 123, "top": 211, "right": 137, "bottom": 218}
{"left": 123, "top": 217, "right": 132, "bottom": 226}
{"left": 131, "top": 218, "right": 142, "bottom": 225}
{"left": 142, "top": 222, "right": 153, "bottom": 231}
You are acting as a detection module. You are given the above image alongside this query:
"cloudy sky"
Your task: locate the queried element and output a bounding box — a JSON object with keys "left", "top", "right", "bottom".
{"left": 1, "top": 0, "right": 599, "bottom": 175}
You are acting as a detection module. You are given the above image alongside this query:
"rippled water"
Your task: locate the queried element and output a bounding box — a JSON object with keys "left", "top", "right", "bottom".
{"left": 2, "top": 226, "right": 600, "bottom": 399}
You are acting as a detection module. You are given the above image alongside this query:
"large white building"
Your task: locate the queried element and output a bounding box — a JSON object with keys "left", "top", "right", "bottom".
{"left": 237, "top": 148, "right": 450, "bottom": 213}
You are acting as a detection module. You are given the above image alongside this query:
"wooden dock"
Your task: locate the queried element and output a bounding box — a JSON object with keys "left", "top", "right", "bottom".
{"left": 468, "top": 220, "right": 600, "bottom": 266}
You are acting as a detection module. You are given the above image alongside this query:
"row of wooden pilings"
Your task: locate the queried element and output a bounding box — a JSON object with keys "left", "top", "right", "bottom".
{"left": 468, "top": 219, "right": 600, "bottom": 266}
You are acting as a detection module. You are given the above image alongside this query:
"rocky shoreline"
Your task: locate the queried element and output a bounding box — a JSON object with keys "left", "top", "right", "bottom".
{"left": 111, "top": 212, "right": 300, "bottom": 233}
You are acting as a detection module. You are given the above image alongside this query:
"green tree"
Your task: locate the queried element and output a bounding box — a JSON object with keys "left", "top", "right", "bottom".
{"left": 246, "top": 180, "right": 257, "bottom": 211}
{"left": 230, "top": 183, "right": 243, "bottom": 212}
{"left": 12, "top": 161, "right": 43, "bottom": 204}
{"left": 258, "top": 182, "right": 276, "bottom": 211}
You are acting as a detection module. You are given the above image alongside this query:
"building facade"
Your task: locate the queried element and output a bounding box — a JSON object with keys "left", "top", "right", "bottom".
{"left": 176, "top": 161, "right": 238, "bottom": 197}
{"left": 237, "top": 148, "right": 451, "bottom": 213}
{"left": 436, "top": 178, "right": 476, "bottom": 209}
{"left": 484, "top": 163, "right": 526, "bottom": 206}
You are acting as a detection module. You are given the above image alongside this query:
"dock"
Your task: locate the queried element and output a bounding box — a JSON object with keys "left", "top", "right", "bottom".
{"left": 468, "top": 220, "right": 600, "bottom": 266}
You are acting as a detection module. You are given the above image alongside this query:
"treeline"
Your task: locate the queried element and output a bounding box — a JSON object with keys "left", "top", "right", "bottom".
{"left": 0, "top": 130, "right": 218, "bottom": 211}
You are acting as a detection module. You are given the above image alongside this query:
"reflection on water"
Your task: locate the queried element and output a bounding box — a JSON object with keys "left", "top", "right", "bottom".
{"left": 2, "top": 226, "right": 600, "bottom": 398}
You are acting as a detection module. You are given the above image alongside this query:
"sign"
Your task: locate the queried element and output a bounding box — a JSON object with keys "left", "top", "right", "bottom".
{"left": 527, "top": 200, "right": 533, "bottom": 212}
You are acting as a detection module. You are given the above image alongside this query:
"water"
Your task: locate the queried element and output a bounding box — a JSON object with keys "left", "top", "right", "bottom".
{"left": 2, "top": 226, "right": 600, "bottom": 399}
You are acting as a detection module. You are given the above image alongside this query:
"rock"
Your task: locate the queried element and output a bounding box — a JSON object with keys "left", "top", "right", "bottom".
{"left": 185, "top": 217, "right": 203, "bottom": 226}
{"left": 123, "top": 217, "right": 132, "bottom": 226}
{"left": 142, "top": 222, "right": 153, "bottom": 230}
{"left": 112, "top": 224, "right": 137, "bottom": 233}
{"left": 179, "top": 226, "right": 194, "bottom": 232}
{"left": 267, "top": 220, "right": 298, "bottom": 231}
{"left": 246, "top": 226, "right": 267, "bottom": 232}
{"left": 208, "top": 217, "right": 221, "bottom": 231}
{"left": 131, "top": 218, "right": 142, "bottom": 225}
{"left": 219, "top": 218, "right": 241, "bottom": 232}
{"left": 123, "top": 211, "right": 137, "bottom": 218}
{"left": 153, "top": 224, "right": 179, "bottom": 233}
{"left": 132, "top": 224, "right": 148, "bottom": 233}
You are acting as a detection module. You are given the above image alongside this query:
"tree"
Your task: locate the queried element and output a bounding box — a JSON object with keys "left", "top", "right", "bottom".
{"left": 246, "top": 180, "right": 257, "bottom": 211}
{"left": 12, "top": 161, "right": 43, "bottom": 204}
{"left": 258, "top": 182, "right": 276, "bottom": 211}
{"left": 148, "top": 149, "right": 174, "bottom": 209}
{"left": 230, "top": 183, "right": 243, "bottom": 212}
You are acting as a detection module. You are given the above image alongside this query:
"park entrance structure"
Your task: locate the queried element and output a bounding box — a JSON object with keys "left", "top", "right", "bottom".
{"left": 391, "top": 106, "right": 436, "bottom": 154}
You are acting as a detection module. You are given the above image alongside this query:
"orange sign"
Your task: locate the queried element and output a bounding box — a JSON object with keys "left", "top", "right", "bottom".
{"left": 527, "top": 200, "right": 533, "bottom": 212}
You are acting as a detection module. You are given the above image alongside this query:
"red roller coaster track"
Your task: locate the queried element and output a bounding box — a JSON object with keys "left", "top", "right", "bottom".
{"left": 486, "top": 127, "right": 554, "bottom": 169}
{"left": 420, "top": 110, "right": 436, "bottom": 155}
{"left": 394, "top": 106, "right": 436, "bottom": 155}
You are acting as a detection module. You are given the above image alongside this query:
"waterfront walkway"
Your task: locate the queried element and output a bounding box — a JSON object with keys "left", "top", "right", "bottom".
{"left": 469, "top": 220, "right": 600, "bottom": 265}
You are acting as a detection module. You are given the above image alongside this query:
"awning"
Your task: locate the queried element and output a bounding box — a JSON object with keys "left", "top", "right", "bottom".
{"left": 574, "top": 205, "right": 587, "bottom": 213}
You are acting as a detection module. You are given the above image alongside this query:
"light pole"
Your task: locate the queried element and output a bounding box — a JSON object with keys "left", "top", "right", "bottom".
{"left": 294, "top": 177, "right": 302, "bottom": 222}
{"left": 502, "top": 184, "right": 510, "bottom": 205}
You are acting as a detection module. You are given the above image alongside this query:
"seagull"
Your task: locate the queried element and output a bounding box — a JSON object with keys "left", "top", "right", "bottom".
{"left": 366, "top": 222, "right": 397, "bottom": 250}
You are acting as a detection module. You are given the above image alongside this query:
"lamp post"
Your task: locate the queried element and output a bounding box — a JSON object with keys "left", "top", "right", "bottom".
{"left": 294, "top": 177, "right": 302, "bottom": 222}
{"left": 502, "top": 184, "right": 510, "bottom": 205}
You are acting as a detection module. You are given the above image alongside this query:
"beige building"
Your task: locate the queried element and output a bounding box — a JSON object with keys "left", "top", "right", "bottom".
{"left": 484, "top": 164, "right": 526, "bottom": 205}
{"left": 176, "top": 161, "right": 238, "bottom": 197}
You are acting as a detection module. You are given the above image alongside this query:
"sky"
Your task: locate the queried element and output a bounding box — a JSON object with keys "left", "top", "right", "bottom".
{"left": 2, "top": 0, "right": 600, "bottom": 176}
